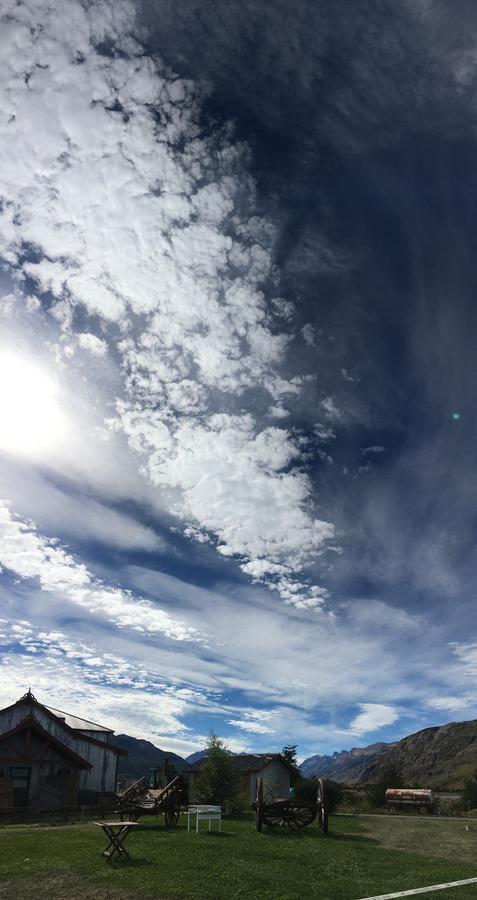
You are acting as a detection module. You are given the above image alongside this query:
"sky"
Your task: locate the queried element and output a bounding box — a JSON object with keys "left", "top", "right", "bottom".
{"left": 1, "top": 0, "right": 477, "bottom": 762}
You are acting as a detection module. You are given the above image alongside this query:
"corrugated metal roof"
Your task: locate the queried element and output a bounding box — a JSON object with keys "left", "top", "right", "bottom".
{"left": 46, "top": 705, "right": 114, "bottom": 733}
{"left": 189, "top": 753, "right": 294, "bottom": 774}
{"left": 233, "top": 754, "right": 274, "bottom": 771}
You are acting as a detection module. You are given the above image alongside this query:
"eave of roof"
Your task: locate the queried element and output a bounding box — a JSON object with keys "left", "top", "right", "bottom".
{"left": 1, "top": 695, "right": 126, "bottom": 756}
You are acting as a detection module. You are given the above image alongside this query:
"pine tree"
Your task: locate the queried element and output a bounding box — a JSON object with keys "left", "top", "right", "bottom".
{"left": 194, "top": 733, "right": 239, "bottom": 809}
{"left": 281, "top": 744, "right": 299, "bottom": 770}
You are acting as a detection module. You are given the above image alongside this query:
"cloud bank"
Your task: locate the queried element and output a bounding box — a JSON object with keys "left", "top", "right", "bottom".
{"left": 0, "top": 0, "right": 334, "bottom": 608}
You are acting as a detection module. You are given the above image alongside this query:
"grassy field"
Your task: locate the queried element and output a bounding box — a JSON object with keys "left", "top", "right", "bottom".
{"left": 1, "top": 814, "right": 477, "bottom": 900}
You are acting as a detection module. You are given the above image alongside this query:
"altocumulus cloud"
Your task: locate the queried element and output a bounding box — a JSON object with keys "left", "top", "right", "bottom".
{"left": 0, "top": 617, "right": 215, "bottom": 751}
{"left": 0, "top": 0, "right": 334, "bottom": 609}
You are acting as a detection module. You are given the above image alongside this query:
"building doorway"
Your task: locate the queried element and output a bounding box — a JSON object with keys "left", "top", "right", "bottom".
{"left": 8, "top": 767, "right": 31, "bottom": 806}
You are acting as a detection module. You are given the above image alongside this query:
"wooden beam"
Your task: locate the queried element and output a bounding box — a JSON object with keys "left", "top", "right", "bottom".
{"left": 0, "top": 758, "right": 75, "bottom": 765}
{"left": 4, "top": 744, "right": 24, "bottom": 759}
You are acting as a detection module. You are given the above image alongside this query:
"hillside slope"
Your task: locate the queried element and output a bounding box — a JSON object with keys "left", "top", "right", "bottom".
{"left": 364, "top": 719, "right": 477, "bottom": 788}
{"left": 301, "top": 719, "right": 477, "bottom": 788}
{"left": 114, "top": 734, "right": 190, "bottom": 779}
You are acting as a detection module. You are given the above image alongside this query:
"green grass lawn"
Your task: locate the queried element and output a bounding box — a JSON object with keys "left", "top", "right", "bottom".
{"left": 1, "top": 814, "right": 477, "bottom": 900}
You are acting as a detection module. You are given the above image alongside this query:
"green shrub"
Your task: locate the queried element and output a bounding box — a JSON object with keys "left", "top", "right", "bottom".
{"left": 461, "top": 771, "right": 477, "bottom": 811}
{"left": 294, "top": 777, "right": 318, "bottom": 804}
{"left": 294, "top": 778, "right": 342, "bottom": 812}
{"left": 324, "top": 780, "right": 343, "bottom": 813}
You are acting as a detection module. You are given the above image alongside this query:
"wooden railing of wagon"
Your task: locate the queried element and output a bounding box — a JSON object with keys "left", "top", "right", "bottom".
{"left": 116, "top": 775, "right": 182, "bottom": 827}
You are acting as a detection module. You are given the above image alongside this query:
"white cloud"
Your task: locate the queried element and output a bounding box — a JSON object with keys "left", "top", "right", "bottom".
{"left": 0, "top": 304, "right": 197, "bottom": 531}
{"left": 0, "top": 565, "right": 467, "bottom": 756}
{"left": 341, "top": 368, "right": 360, "bottom": 383}
{"left": 228, "top": 718, "right": 275, "bottom": 734}
{"left": 0, "top": 621, "right": 198, "bottom": 742}
{"left": 320, "top": 397, "right": 341, "bottom": 420}
{"left": 123, "top": 412, "right": 334, "bottom": 604}
{"left": 268, "top": 405, "right": 289, "bottom": 419}
{"left": 125, "top": 565, "right": 449, "bottom": 726}
{"left": 0, "top": 461, "right": 164, "bottom": 552}
{"left": 428, "top": 696, "right": 472, "bottom": 712}
{"left": 450, "top": 642, "right": 477, "bottom": 675}
{"left": 301, "top": 323, "right": 316, "bottom": 346}
{"left": 0, "top": 0, "right": 335, "bottom": 608}
{"left": 361, "top": 446, "right": 385, "bottom": 455}
{"left": 0, "top": 615, "right": 256, "bottom": 753}
{"left": 0, "top": 501, "right": 202, "bottom": 641}
{"left": 344, "top": 703, "right": 399, "bottom": 737}
{"left": 433, "top": 644, "right": 477, "bottom": 713}
{"left": 77, "top": 333, "right": 108, "bottom": 356}
{"left": 314, "top": 423, "right": 336, "bottom": 443}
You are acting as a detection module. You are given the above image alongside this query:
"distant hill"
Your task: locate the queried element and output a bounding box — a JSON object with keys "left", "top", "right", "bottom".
{"left": 364, "top": 719, "right": 477, "bottom": 789}
{"left": 114, "top": 734, "right": 190, "bottom": 780}
{"left": 300, "top": 742, "right": 392, "bottom": 782}
{"left": 300, "top": 719, "right": 477, "bottom": 789}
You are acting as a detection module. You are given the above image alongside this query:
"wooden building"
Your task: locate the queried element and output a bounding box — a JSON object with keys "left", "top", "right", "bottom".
{"left": 188, "top": 753, "right": 294, "bottom": 803}
{"left": 0, "top": 690, "right": 126, "bottom": 809}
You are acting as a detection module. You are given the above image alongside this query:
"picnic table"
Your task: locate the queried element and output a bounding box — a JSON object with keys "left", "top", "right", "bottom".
{"left": 94, "top": 821, "right": 139, "bottom": 859}
{"left": 187, "top": 805, "right": 222, "bottom": 833}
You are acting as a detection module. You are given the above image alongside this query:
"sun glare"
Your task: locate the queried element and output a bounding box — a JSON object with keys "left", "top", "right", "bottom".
{"left": 0, "top": 352, "right": 67, "bottom": 457}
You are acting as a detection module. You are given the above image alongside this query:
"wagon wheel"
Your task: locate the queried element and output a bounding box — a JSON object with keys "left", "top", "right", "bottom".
{"left": 262, "top": 807, "right": 284, "bottom": 828}
{"left": 255, "top": 776, "right": 264, "bottom": 831}
{"left": 164, "top": 806, "right": 180, "bottom": 828}
{"left": 317, "top": 779, "right": 329, "bottom": 834}
{"left": 263, "top": 799, "right": 315, "bottom": 829}
{"left": 285, "top": 802, "right": 316, "bottom": 828}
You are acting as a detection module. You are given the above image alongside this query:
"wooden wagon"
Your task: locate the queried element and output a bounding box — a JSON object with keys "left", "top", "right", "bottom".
{"left": 253, "top": 776, "right": 329, "bottom": 833}
{"left": 116, "top": 775, "right": 182, "bottom": 827}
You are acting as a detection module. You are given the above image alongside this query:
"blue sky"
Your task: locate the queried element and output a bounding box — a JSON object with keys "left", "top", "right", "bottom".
{"left": 0, "top": 0, "right": 477, "bottom": 761}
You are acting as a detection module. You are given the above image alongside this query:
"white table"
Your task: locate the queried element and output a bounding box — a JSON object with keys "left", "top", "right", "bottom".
{"left": 187, "top": 804, "right": 222, "bottom": 833}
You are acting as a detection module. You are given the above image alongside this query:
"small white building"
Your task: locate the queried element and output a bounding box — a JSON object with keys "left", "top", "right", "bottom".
{"left": 0, "top": 690, "right": 126, "bottom": 808}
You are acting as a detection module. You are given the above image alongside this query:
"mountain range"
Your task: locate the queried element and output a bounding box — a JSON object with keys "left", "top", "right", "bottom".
{"left": 300, "top": 719, "right": 477, "bottom": 788}
{"left": 113, "top": 718, "right": 477, "bottom": 789}
{"left": 300, "top": 742, "right": 392, "bottom": 782}
{"left": 184, "top": 750, "right": 208, "bottom": 766}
